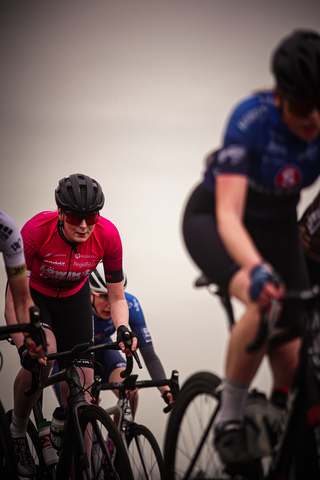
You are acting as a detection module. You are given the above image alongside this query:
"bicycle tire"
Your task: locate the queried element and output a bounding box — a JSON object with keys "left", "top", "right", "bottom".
{"left": 78, "top": 404, "right": 134, "bottom": 480}
{"left": 164, "top": 371, "right": 230, "bottom": 480}
{"left": 126, "top": 422, "right": 166, "bottom": 479}
{"left": 6, "top": 409, "right": 46, "bottom": 480}
{"left": 0, "top": 402, "right": 19, "bottom": 480}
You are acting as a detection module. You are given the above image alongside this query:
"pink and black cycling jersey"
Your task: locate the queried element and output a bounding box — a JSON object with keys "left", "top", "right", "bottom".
{"left": 21, "top": 211, "right": 123, "bottom": 297}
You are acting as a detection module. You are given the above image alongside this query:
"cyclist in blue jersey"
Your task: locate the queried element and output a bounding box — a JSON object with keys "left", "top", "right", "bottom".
{"left": 182, "top": 29, "right": 320, "bottom": 468}
{"left": 90, "top": 261, "right": 173, "bottom": 413}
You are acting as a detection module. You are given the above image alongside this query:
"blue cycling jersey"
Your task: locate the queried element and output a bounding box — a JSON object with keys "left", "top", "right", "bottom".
{"left": 204, "top": 91, "right": 320, "bottom": 218}
{"left": 94, "top": 291, "right": 153, "bottom": 349}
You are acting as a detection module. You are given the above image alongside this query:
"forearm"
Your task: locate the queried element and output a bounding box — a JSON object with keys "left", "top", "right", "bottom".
{"left": 215, "top": 175, "right": 263, "bottom": 270}
{"left": 5, "top": 285, "right": 28, "bottom": 348}
{"left": 140, "top": 345, "right": 166, "bottom": 380}
{"left": 109, "top": 297, "right": 129, "bottom": 330}
{"left": 217, "top": 212, "right": 263, "bottom": 270}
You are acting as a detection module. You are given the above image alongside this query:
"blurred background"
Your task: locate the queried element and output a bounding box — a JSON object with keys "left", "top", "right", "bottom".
{"left": 1, "top": 0, "right": 320, "bottom": 452}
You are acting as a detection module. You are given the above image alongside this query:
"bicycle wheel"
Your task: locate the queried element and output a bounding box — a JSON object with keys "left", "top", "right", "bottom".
{"left": 78, "top": 404, "right": 134, "bottom": 480}
{"left": 0, "top": 402, "right": 18, "bottom": 480}
{"left": 164, "top": 371, "right": 230, "bottom": 480}
{"left": 126, "top": 422, "right": 166, "bottom": 479}
{"left": 6, "top": 409, "right": 46, "bottom": 480}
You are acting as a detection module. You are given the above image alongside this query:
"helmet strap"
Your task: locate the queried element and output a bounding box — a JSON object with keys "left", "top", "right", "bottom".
{"left": 57, "top": 220, "right": 80, "bottom": 253}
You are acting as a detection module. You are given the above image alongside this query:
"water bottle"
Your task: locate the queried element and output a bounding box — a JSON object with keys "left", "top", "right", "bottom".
{"left": 38, "top": 419, "right": 59, "bottom": 466}
{"left": 50, "top": 406, "right": 66, "bottom": 451}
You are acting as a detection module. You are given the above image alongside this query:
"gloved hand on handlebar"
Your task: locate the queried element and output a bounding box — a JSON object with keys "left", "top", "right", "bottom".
{"left": 116, "top": 325, "right": 138, "bottom": 355}
{"left": 161, "top": 389, "right": 175, "bottom": 413}
{"left": 249, "top": 263, "right": 285, "bottom": 308}
{"left": 20, "top": 306, "right": 48, "bottom": 367}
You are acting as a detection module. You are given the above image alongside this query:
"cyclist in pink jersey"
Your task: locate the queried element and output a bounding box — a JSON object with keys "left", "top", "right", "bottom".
{"left": 5, "top": 174, "right": 137, "bottom": 477}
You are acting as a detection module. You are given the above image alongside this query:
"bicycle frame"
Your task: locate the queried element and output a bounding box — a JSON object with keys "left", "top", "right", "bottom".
{"left": 31, "top": 341, "right": 134, "bottom": 480}
{"left": 164, "top": 280, "right": 320, "bottom": 479}
{"left": 32, "top": 363, "right": 98, "bottom": 479}
{"left": 93, "top": 371, "right": 179, "bottom": 479}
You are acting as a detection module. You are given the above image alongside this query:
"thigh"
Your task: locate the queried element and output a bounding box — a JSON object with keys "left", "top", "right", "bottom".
{"left": 182, "top": 182, "right": 238, "bottom": 292}
{"left": 31, "top": 282, "right": 94, "bottom": 369}
{"left": 95, "top": 343, "right": 126, "bottom": 383}
{"left": 246, "top": 215, "right": 310, "bottom": 329}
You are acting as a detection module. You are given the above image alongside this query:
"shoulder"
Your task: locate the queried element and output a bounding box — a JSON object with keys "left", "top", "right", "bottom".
{"left": 125, "top": 291, "right": 139, "bottom": 303}
{"left": 227, "top": 91, "right": 274, "bottom": 132}
{"left": 0, "top": 211, "right": 26, "bottom": 269}
{"left": 21, "top": 211, "right": 59, "bottom": 244}
{"left": 94, "top": 216, "right": 120, "bottom": 237}
{"left": 0, "top": 211, "right": 20, "bottom": 240}
{"left": 22, "top": 211, "right": 58, "bottom": 230}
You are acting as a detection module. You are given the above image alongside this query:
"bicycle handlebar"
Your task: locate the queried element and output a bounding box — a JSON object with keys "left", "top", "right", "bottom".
{"left": 23, "top": 333, "right": 142, "bottom": 396}
{"left": 43, "top": 341, "right": 142, "bottom": 391}
{"left": 0, "top": 306, "right": 47, "bottom": 353}
{"left": 0, "top": 306, "right": 47, "bottom": 398}
{"left": 96, "top": 369, "right": 180, "bottom": 413}
{"left": 246, "top": 285, "right": 320, "bottom": 353}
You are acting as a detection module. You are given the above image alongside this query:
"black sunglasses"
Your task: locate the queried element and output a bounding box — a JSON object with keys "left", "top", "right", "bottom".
{"left": 62, "top": 210, "right": 100, "bottom": 226}
{"left": 286, "top": 96, "right": 320, "bottom": 117}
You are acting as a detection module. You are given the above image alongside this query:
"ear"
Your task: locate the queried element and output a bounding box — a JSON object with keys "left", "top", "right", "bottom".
{"left": 274, "top": 88, "right": 281, "bottom": 108}
{"left": 58, "top": 207, "right": 63, "bottom": 221}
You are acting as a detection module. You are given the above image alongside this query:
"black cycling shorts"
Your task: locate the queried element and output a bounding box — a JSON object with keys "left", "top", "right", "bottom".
{"left": 30, "top": 281, "right": 94, "bottom": 370}
{"left": 182, "top": 182, "right": 311, "bottom": 335}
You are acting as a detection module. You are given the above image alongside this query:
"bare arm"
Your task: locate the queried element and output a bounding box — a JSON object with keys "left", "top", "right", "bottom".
{"left": 5, "top": 277, "right": 46, "bottom": 362}
{"left": 106, "top": 281, "right": 137, "bottom": 351}
{"left": 215, "top": 174, "right": 284, "bottom": 307}
{"left": 5, "top": 276, "right": 34, "bottom": 348}
{"left": 215, "top": 174, "right": 263, "bottom": 271}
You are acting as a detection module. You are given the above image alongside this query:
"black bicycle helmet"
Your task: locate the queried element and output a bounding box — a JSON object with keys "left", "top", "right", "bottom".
{"left": 55, "top": 173, "right": 105, "bottom": 213}
{"left": 272, "top": 29, "right": 320, "bottom": 98}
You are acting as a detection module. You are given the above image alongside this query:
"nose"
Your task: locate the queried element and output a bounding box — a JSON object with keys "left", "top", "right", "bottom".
{"left": 79, "top": 218, "right": 88, "bottom": 228}
{"left": 309, "top": 106, "right": 320, "bottom": 122}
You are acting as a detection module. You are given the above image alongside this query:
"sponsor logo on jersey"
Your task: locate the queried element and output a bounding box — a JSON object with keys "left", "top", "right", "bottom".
{"left": 275, "top": 166, "right": 301, "bottom": 189}
{"left": 10, "top": 238, "right": 22, "bottom": 253}
{"left": 0, "top": 224, "right": 13, "bottom": 242}
{"left": 217, "top": 145, "right": 247, "bottom": 166}
{"left": 45, "top": 260, "right": 66, "bottom": 267}
{"left": 142, "top": 327, "right": 151, "bottom": 343}
{"left": 237, "top": 104, "right": 268, "bottom": 132}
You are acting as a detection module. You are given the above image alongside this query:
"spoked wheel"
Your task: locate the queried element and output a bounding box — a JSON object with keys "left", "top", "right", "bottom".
{"left": 78, "top": 404, "right": 134, "bottom": 480}
{"left": 164, "top": 371, "right": 231, "bottom": 480}
{"left": 126, "top": 422, "right": 166, "bottom": 479}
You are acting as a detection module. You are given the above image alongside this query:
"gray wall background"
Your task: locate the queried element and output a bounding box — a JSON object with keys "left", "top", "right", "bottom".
{"left": 1, "top": 0, "right": 320, "bottom": 451}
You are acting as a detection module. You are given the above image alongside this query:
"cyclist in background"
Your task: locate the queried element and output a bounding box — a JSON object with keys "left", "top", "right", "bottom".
{"left": 299, "top": 190, "right": 320, "bottom": 285}
{"left": 90, "top": 261, "right": 173, "bottom": 413}
{"left": 1, "top": 210, "right": 46, "bottom": 476}
{"left": 182, "top": 29, "right": 320, "bottom": 468}
{"left": 5, "top": 174, "right": 137, "bottom": 477}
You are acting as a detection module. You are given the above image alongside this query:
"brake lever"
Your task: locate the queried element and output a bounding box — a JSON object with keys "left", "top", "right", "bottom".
{"left": 163, "top": 370, "right": 180, "bottom": 413}
{"left": 120, "top": 331, "right": 142, "bottom": 374}
{"left": 24, "top": 365, "right": 43, "bottom": 397}
{"left": 246, "top": 298, "right": 279, "bottom": 353}
{"left": 29, "top": 306, "right": 47, "bottom": 357}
